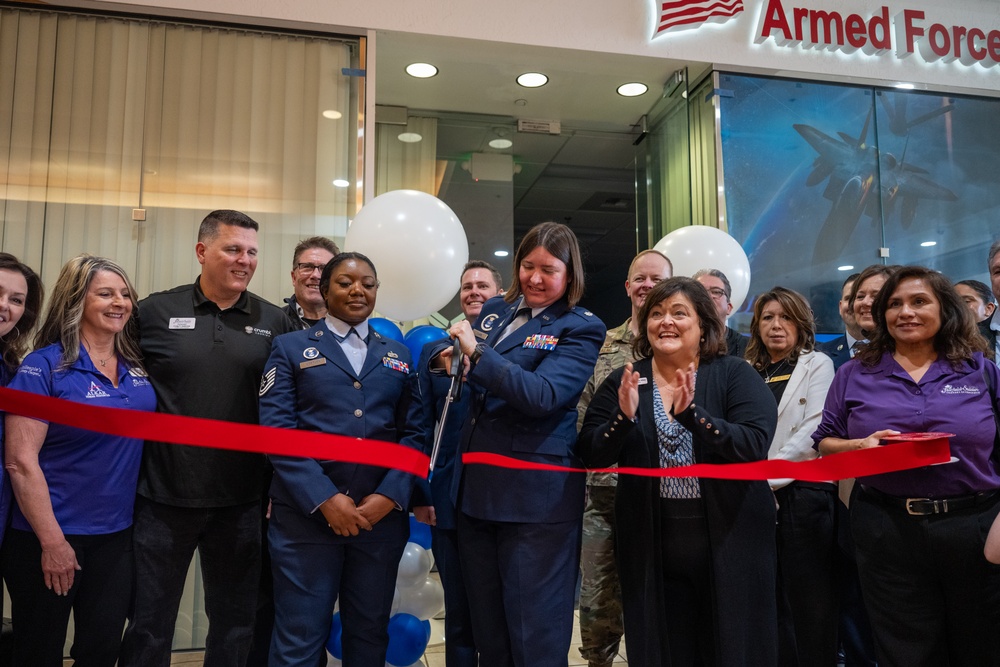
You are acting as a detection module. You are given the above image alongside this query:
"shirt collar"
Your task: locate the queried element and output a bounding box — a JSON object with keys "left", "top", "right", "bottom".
{"left": 845, "top": 332, "right": 860, "bottom": 349}
{"left": 324, "top": 315, "right": 369, "bottom": 341}
{"left": 192, "top": 276, "right": 251, "bottom": 314}
{"left": 990, "top": 308, "right": 1000, "bottom": 333}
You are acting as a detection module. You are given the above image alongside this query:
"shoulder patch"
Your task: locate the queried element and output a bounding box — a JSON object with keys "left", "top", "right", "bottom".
{"left": 259, "top": 367, "right": 277, "bottom": 396}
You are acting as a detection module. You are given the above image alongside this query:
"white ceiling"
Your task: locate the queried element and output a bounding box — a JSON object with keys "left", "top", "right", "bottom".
{"left": 375, "top": 31, "right": 705, "bottom": 321}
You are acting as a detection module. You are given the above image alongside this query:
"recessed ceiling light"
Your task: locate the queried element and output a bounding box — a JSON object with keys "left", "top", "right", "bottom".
{"left": 837, "top": 265, "right": 855, "bottom": 271}
{"left": 516, "top": 72, "right": 548, "bottom": 88}
{"left": 920, "top": 241, "right": 937, "bottom": 247}
{"left": 322, "top": 109, "right": 342, "bottom": 120}
{"left": 617, "top": 82, "right": 648, "bottom": 97}
{"left": 398, "top": 132, "right": 423, "bottom": 143}
{"left": 494, "top": 250, "right": 509, "bottom": 257}
{"left": 332, "top": 179, "right": 350, "bottom": 188}
{"left": 895, "top": 82, "right": 915, "bottom": 89}
{"left": 405, "top": 63, "right": 438, "bottom": 78}
{"left": 489, "top": 138, "right": 513, "bottom": 149}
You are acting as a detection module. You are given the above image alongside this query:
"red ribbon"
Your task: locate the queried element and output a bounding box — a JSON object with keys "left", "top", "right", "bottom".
{"left": 0, "top": 387, "right": 950, "bottom": 481}
{"left": 0, "top": 387, "right": 430, "bottom": 476}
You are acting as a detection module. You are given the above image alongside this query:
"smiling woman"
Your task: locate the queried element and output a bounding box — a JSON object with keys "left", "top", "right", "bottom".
{"left": 814, "top": 265, "right": 1000, "bottom": 666}
{"left": 579, "top": 277, "right": 779, "bottom": 666}
{"left": 438, "top": 221, "right": 605, "bottom": 666}
{"left": 3, "top": 254, "right": 154, "bottom": 664}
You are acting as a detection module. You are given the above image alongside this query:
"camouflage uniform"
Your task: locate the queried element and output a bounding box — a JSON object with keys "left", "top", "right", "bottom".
{"left": 576, "top": 319, "right": 636, "bottom": 667}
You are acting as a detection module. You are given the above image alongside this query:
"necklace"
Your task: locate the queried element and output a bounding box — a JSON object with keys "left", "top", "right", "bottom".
{"left": 763, "top": 358, "right": 793, "bottom": 384}
{"left": 83, "top": 339, "right": 114, "bottom": 367}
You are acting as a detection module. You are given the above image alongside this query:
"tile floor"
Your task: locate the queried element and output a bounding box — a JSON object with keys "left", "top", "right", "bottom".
{"left": 150, "top": 610, "right": 629, "bottom": 666}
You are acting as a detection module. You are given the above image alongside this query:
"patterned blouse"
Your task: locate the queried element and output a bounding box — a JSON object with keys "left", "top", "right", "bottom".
{"left": 653, "top": 382, "right": 702, "bottom": 499}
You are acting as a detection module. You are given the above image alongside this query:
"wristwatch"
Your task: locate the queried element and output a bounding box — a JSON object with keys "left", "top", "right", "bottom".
{"left": 469, "top": 343, "right": 486, "bottom": 366}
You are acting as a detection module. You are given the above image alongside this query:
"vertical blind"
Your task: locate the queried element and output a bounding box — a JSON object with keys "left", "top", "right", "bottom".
{"left": 0, "top": 7, "right": 359, "bottom": 306}
{"left": 0, "top": 7, "right": 362, "bottom": 652}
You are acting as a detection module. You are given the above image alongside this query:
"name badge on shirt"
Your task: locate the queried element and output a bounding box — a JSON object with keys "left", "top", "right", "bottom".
{"left": 383, "top": 357, "right": 409, "bottom": 374}
{"left": 169, "top": 317, "right": 196, "bottom": 330}
{"left": 522, "top": 334, "right": 558, "bottom": 350}
{"left": 300, "top": 358, "right": 327, "bottom": 369}
{"left": 637, "top": 376, "right": 648, "bottom": 385}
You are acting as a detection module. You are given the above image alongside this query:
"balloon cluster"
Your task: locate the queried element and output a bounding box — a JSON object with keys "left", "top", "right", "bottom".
{"left": 326, "top": 516, "right": 443, "bottom": 666}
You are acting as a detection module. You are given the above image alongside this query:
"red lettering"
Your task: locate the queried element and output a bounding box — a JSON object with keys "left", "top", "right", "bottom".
{"left": 869, "top": 6, "right": 892, "bottom": 50}
{"left": 846, "top": 14, "right": 866, "bottom": 48}
{"left": 793, "top": 6, "right": 808, "bottom": 41}
{"left": 988, "top": 30, "right": 1000, "bottom": 61}
{"left": 928, "top": 23, "right": 950, "bottom": 58}
{"left": 952, "top": 25, "right": 967, "bottom": 58}
{"left": 761, "top": 0, "right": 793, "bottom": 41}
{"left": 967, "top": 28, "right": 986, "bottom": 61}
{"left": 810, "top": 10, "right": 845, "bottom": 45}
{"left": 903, "top": 9, "right": 925, "bottom": 53}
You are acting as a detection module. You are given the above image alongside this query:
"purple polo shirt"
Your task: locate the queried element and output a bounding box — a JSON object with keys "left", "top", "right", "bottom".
{"left": 7, "top": 343, "right": 156, "bottom": 535}
{"left": 812, "top": 351, "right": 1000, "bottom": 497}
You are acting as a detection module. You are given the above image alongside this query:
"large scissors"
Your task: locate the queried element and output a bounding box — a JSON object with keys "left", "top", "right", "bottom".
{"left": 428, "top": 337, "right": 464, "bottom": 473}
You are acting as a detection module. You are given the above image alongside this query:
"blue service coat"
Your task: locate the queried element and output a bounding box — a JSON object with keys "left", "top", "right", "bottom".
{"left": 259, "top": 323, "right": 420, "bottom": 542}
{"left": 412, "top": 338, "right": 468, "bottom": 530}
{"left": 454, "top": 295, "right": 605, "bottom": 524}
{"left": 818, "top": 334, "right": 852, "bottom": 371}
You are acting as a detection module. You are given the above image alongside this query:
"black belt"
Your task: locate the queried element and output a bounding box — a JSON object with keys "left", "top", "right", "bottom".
{"left": 861, "top": 485, "right": 1000, "bottom": 516}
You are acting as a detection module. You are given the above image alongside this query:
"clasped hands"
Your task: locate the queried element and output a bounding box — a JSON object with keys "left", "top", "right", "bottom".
{"left": 319, "top": 492, "right": 395, "bottom": 536}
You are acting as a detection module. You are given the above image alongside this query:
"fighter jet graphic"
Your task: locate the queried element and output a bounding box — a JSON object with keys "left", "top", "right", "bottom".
{"left": 793, "top": 95, "right": 957, "bottom": 264}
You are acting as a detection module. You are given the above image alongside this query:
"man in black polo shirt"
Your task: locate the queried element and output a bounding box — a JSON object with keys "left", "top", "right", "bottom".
{"left": 120, "top": 210, "right": 295, "bottom": 667}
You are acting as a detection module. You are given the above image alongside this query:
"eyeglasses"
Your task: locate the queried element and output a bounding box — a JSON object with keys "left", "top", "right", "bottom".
{"left": 707, "top": 287, "right": 729, "bottom": 300}
{"left": 294, "top": 262, "right": 327, "bottom": 274}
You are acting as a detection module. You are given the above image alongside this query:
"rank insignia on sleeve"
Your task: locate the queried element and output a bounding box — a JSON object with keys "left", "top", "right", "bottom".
{"left": 259, "top": 367, "right": 276, "bottom": 396}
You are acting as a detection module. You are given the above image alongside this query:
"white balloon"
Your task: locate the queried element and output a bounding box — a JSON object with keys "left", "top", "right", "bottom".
{"left": 653, "top": 226, "right": 752, "bottom": 313}
{"left": 345, "top": 190, "right": 469, "bottom": 321}
{"left": 396, "top": 576, "right": 445, "bottom": 621}
{"left": 395, "top": 543, "right": 433, "bottom": 589}
{"left": 390, "top": 586, "right": 401, "bottom": 615}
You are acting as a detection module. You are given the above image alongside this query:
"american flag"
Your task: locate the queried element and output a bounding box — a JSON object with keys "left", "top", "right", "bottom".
{"left": 656, "top": 0, "right": 744, "bottom": 34}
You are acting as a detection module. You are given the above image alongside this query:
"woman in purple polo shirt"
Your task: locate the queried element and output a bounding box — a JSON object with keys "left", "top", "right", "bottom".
{"left": 3, "top": 255, "right": 155, "bottom": 666}
{"left": 814, "top": 265, "right": 1000, "bottom": 667}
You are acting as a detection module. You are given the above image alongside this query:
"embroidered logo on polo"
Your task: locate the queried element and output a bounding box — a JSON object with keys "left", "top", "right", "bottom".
{"left": 244, "top": 326, "right": 273, "bottom": 338}
{"left": 383, "top": 357, "right": 409, "bottom": 374}
{"left": 85, "top": 381, "right": 111, "bottom": 399}
{"left": 941, "top": 384, "right": 980, "bottom": 395}
{"left": 259, "top": 367, "right": 276, "bottom": 396}
{"left": 522, "top": 334, "right": 559, "bottom": 350}
{"left": 17, "top": 365, "right": 42, "bottom": 378}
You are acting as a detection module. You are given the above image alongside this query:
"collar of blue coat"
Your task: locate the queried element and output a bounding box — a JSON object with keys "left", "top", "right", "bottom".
{"left": 323, "top": 315, "right": 370, "bottom": 341}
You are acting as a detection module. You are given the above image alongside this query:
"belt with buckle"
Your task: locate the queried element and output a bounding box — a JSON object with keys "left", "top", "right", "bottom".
{"left": 861, "top": 485, "right": 1000, "bottom": 516}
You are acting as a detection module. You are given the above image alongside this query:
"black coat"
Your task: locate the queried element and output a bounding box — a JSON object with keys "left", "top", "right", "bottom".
{"left": 578, "top": 354, "right": 779, "bottom": 666}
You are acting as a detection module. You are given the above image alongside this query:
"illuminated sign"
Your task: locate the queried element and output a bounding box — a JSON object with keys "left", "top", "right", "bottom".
{"left": 656, "top": 0, "right": 1000, "bottom": 69}
{"left": 758, "top": 0, "right": 1000, "bottom": 67}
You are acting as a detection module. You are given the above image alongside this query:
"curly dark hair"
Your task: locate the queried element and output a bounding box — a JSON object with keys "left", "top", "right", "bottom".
{"left": 632, "top": 277, "right": 727, "bottom": 360}
{"left": 858, "top": 265, "right": 988, "bottom": 367}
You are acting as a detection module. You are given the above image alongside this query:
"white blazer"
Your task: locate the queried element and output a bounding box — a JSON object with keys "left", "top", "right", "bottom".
{"left": 766, "top": 349, "right": 835, "bottom": 490}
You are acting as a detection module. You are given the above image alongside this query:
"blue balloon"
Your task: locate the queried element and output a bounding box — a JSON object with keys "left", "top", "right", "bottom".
{"left": 408, "top": 514, "right": 433, "bottom": 550}
{"left": 369, "top": 317, "right": 404, "bottom": 343}
{"left": 326, "top": 612, "right": 343, "bottom": 660}
{"left": 403, "top": 325, "right": 447, "bottom": 362}
{"left": 385, "top": 613, "right": 430, "bottom": 667}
